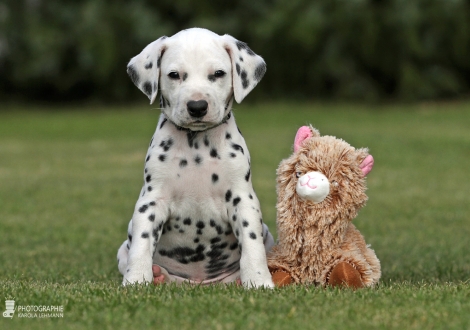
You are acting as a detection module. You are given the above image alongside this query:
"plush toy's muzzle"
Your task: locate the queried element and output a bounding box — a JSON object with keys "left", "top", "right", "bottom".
{"left": 296, "top": 171, "right": 330, "bottom": 203}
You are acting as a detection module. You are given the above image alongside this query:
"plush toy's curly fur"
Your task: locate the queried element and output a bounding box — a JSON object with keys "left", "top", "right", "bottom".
{"left": 267, "top": 126, "right": 381, "bottom": 287}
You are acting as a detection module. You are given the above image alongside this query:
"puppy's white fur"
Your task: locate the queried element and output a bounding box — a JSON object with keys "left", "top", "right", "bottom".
{"left": 118, "top": 28, "right": 274, "bottom": 288}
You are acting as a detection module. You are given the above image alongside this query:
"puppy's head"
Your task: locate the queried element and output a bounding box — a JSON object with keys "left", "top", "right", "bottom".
{"left": 127, "top": 28, "right": 266, "bottom": 131}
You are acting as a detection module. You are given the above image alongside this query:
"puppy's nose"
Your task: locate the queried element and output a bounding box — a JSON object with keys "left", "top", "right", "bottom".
{"left": 187, "top": 100, "right": 208, "bottom": 118}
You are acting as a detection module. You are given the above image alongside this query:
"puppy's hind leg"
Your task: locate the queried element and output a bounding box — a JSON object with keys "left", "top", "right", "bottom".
{"left": 117, "top": 240, "right": 130, "bottom": 276}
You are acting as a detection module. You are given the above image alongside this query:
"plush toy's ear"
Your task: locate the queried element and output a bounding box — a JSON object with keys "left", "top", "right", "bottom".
{"left": 359, "top": 155, "right": 374, "bottom": 176}
{"left": 294, "top": 126, "right": 320, "bottom": 152}
{"left": 222, "top": 35, "right": 266, "bottom": 103}
{"left": 127, "top": 36, "right": 167, "bottom": 104}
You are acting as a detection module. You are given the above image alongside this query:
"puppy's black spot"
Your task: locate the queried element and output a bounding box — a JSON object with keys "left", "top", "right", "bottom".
{"left": 249, "top": 232, "right": 257, "bottom": 239}
{"left": 146, "top": 155, "right": 151, "bottom": 162}
{"left": 210, "top": 148, "right": 218, "bottom": 158}
{"left": 245, "top": 168, "right": 251, "bottom": 182}
{"left": 203, "top": 135, "right": 210, "bottom": 147}
{"left": 233, "top": 197, "right": 241, "bottom": 206}
{"left": 160, "top": 138, "right": 174, "bottom": 152}
{"left": 145, "top": 62, "right": 153, "bottom": 70}
{"left": 229, "top": 153, "right": 236, "bottom": 158}
{"left": 212, "top": 173, "right": 219, "bottom": 183}
{"left": 143, "top": 81, "right": 153, "bottom": 96}
{"left": 160, "top": 118, "right": 168, "bottom": 129}
{"left": 180, "top": 159, "right": 188, "bottom": 167}
{"left": 147, "top": 186, "right": 153, "bottom": 192}
{"left": 146, "top": 174, "right": 151, "bottom": 183}
{"left": 187, "top": 131, "right": 198, "bottom": 148}
{"left": 248, "top": 194, "right": 253, "bottom": 200}
{"left": 239, "top": 56, "right": 244, "bottom": 62}
{"left": 194, "top": 155, "right": 202, "bottom": 165}
{"left": 128, "top": 234, "right": 132, "bottom": 242}
{"left": 236, "top": 63, "right": 241, "bottom": 76}
{"left": 127, "top": 65, "right": 140, "bottom": 85}
{"left": 148, "top": 214, "right": 155, "bottom": 222}
{"left": 225, "top": 190, "right": 232, "bottom": 202}
{"left": 242, "top": 220, "right": 249, "bottom": 227}
{"left": 215, "top": 225, "right": 224, "bottom": 235}
{"left": 141, "top": 232, "right": 149, "bottom": 238}
{"left": 231, "top": 143, "right": 244, "bottom": 154}
{"left": 254, "top": 63, "right": 266, "bottom": 81}
{"left": 229, "top": 242, "right": 238, "bottom": 250}
{"left": 232, "top": 214, "right": 237, "bottom": 222}
{"left": 183, "top": 218, "right": 192, "bottom": 225}
{"left": 159, "top": 154, "right": 166, "bottom": 162}
{"left": 240, "top": 70, "right": 249, "bottom": 89}
{"left": 235, "top": 41, "right": 255, "bottom": 56}
{"left": 225, "top": 132, "right": 231, "bottom": 140}
{"left": 208, "top": 74, "right": 216, "bottom": 82}
{"left": 139, "top": 204, "right": 148, "bottom": 213}
{"left": 183, "top": 73, "right": 188, "bottom": 81}
{"left": 210, "top": 237, "right": 221, "bottom": 244}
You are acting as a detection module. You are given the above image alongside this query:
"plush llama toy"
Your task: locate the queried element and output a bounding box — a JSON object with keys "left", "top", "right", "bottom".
{"left": 267, "top": 126, "right": 381, "bottom": 288}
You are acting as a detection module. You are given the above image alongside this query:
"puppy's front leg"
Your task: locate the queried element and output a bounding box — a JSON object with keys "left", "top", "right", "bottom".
{"left": 123, "top": 197, "right": 168, "bottom": 285}
{"left": 229, "top": 192, "right": 274, "bottom": 289}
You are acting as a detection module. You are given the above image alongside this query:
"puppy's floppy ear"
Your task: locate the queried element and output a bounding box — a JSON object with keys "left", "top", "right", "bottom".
{"left": 222, "top": 34, "right": 266, "bottom": 103}
{"left": 127, "top": 36, "right": 167, "bottom": 104}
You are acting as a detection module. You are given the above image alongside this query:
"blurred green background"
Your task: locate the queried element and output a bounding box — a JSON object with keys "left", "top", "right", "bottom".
{"left": 1, "top": 0, "right": 470, "bottom": 103}
{"left": 1, "top": 3, "right": 470, "bottom": 328}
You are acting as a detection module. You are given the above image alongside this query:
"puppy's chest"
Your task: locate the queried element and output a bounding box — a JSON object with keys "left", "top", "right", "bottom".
{"left": 145, "top": 129, "right": 248, "bottom": 200}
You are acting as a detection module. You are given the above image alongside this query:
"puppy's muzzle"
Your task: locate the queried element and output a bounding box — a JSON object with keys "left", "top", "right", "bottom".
{"left": 187, "top": 100, "right": 208, "bottom": 118}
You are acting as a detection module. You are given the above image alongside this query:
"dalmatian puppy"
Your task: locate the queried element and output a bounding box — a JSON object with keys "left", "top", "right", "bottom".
{"left": 117, "top": 28, "right": 275, "bottom": 288}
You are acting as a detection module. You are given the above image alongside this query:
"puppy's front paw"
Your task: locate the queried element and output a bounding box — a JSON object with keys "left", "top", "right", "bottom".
{"left": 122, "top": 269, "right": 153, "bottom": 286}
{"left": 241, "top": 272, "right": 275, "bottom": 289}
{"left": 243, "top": 279, "right": 275, "bottom": 289}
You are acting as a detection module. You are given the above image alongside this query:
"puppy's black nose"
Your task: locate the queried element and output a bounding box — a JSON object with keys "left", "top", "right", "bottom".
{"left": 187, "top": 100, "right": 208, "bottom": 118}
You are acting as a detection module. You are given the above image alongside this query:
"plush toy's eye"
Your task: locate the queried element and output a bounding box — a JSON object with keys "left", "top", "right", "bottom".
{"left": 296, "top": 172, "right": 302, "bottom": 178}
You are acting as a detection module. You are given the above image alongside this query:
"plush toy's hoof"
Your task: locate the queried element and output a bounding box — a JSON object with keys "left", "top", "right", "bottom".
{"left": 328, "top": 262, "right": 364, "bottom": 289}
{"left": 271, "top": 270, "right": 293, "bottom": 287}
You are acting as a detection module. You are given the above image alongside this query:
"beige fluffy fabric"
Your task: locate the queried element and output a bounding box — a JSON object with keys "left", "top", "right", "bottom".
{"left": 267, "top": 126, "right": 381, "bottom": 286}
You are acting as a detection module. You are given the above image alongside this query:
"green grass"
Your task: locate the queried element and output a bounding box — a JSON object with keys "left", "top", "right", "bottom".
{"left": 1, "top": 102, "right": 469, "bottom": 329}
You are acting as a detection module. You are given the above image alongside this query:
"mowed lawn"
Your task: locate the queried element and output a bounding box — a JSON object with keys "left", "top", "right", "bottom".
{"left": 0, "top": 102, "right": 469, "bottom": 329}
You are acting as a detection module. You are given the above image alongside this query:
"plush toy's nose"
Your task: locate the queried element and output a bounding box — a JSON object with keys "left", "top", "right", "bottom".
{"left": 296, "top": 171, "right": 330, "bottom": 203}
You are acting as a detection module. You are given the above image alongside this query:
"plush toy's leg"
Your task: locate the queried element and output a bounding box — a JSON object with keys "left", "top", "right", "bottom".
{"left": 328, "top": 262, "right": 364, "bottom": 289}
{"left": 271, "top": 269, "right": 293, "bottom": 287}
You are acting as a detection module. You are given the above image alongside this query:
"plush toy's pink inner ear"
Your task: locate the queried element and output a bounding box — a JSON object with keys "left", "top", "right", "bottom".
{"left": 294, "top": 126, "right": 312, "bottom": 152}
{"left": 360, "top": 155, "right": 374, "bottom": 176}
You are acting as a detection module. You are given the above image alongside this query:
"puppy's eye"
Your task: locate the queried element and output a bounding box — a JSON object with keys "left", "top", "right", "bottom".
{"left": 168, "top": 72, "right": 180, "bottom": 80}
{"left": 214, "top": 70, "right": 226, "bottom": 78}
{"left": 296, "top": 172, "right": 302, "bottom": 178}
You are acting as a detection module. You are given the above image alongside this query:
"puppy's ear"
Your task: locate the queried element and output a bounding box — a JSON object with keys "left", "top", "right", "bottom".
{"left": 127, "top": 36, "right": 167, "bottom": 104}
{"left": 222, "top": 35, "right": 266, "bottom": 103}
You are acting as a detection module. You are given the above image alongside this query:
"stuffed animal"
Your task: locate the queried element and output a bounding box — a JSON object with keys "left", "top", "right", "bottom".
{"left": 267, "top": 126, "right": 381, "bottom": 288}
